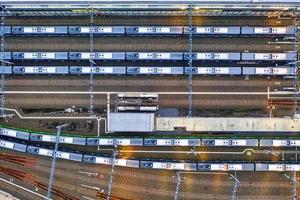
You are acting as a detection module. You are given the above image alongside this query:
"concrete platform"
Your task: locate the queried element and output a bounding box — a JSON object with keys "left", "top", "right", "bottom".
{"left": 0, "top": 190, "right": 18, "bottom": 200}
{"left": 156, "top": 117, "right": 300, "bottom": 132}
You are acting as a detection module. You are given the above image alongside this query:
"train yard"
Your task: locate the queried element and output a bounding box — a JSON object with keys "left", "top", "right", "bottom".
{"left": 1, "top": 0, "right": 300, "bottom": 199}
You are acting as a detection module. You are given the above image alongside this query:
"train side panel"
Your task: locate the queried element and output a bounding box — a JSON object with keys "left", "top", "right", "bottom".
{"left": 69, "top": 66, "right": 126, "bottom": 75}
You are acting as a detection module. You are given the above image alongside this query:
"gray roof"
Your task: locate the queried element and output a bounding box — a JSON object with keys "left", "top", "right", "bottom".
{"left": 108, "top": 112, "right": 155, "bottom": 132}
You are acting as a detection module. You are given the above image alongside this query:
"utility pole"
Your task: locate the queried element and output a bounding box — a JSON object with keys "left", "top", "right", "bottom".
{"left": 173, "top": 171, "right": 182, "bottom": 200}
{"left": 292, "top": 9, "right": 299, "bottom": 117}
{"left": 0, "top": 5, "right": 9, "bottom": 118}
{"left": 229, "top": 171, "right": 240, "bottom": 200}
{"left": 283, "top": 172, "right": 298, "bottom": 200}
{"left": 187, "top": 5, "right": 193, "bottom": 117}
{"left": 88, "top": 8, "right": 95, "bottom": 122}
{"left": 107, "top": 146, "right": 117, "bottom": 200}
{"left": 47, "top": 124, "right": 68, "bottom": 199}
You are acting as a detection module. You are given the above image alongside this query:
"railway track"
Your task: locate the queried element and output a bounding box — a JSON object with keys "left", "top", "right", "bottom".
{"left": 0, "top": 153, "right": 37, "bottom": 167}
{"left": 4, "top": 94, "right": 268, "bottom": 108}
{"left": 6, "top": 36, "right": 293, "bottom": 52}
{"left": 6, "top": 16, "right": 294, "bottom": 26}
{"left": 268, "top": 99, "right": 300, "bottom": 106}
{"left": 5, "top": 76, "right": 291, "bottom": 88}
{"left": 0, "top": 149, "right": 297, "bottom": 199}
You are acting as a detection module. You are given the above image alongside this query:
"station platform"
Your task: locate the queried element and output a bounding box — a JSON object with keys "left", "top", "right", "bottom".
{"left": 156, "top": 117, "right": 300, "bottom": 132}
{"left": 0, "top": 190, "right": 18, "bottom": 200}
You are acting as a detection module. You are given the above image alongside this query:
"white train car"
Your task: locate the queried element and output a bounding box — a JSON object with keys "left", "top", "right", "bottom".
{"left": 140, "top": 161, "right": 197, "bottom": 170}
{"left": 0, "top": 128, "right": 30, "bottom": 140}
{"left": 69, "top": 52, "right": 125, "bottom": 60}
{"left": 144, "top": 139, "right": 201, "bottom": 146}
{"left": 126, "top": 26, "right": 183, "bottom": 35}
{"left": 83, "top": 155, "right": 139, "bottom": 168}
{"left": 202, "top": 139, "right": 259, "bottom": 146}
{"left": 185, "top": 26, "right": 240, "bottom": 34}
{"left": 68, "top": 26, "right": 125, "bottom": 34}
{"left": 0, "top": 139, "right": 27, "bottom": 152}
{"left": 13, "top": 66, "right": 69, "bottom": 74}
{"left": 116, "top": 106, "right": 158, "bottom": 112}
{"left": 12, "top": 52, "right": 68, "bottom": 60}
{"left": 30, "top": 133, "right": 86, "bottom": 145}
{"left": 114, "top": 158, "right": 140, "bottom": 168}
{"left": 243, "top": 67, "right": 296, "bottom": 76}
{"left": 69, "top": 66, "right": 126, "bottom": 75}
{"left": 256, "top": 164, "right": 300, "bottom": 171}
{"left": 127, "top": 67, "right": 184, "bottom": 75}
{"left": 26, "top": 146, "right": 83, "bottom": 161}
{"left": 198, "top": 163, "right": 255, "bottom": 171}
{"left": 185, "top": 67, "right": 242, "bottom": 75}
{"left": 83, "top": 155, "right": 111, "bottom": 165}
{"left": 12, "top": 26, "right": 68, "bottom": 34}
{"left": 86, "top": 138, "right": 143, "bottom": 146}
{"left": 241, "top": 27, "right": 295, "bottom": 35}
{"left": 117, "top": 93, "right": 158, "bottom": 99}
{"left": 242, "top": 53, "right": 296, "bottom": 61}
{"left": 126, "top": 52, "right": 183, "bottom": 60}
{"left": 184, "top": 52, "right": 241, "bottom": 60}
{"left": 260, "top": 139, "right": 300, "bottom": 147}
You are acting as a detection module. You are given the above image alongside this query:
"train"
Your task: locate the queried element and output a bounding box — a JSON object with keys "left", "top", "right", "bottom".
{"left": 1, "top": 127, "right": 300, "bottom": 147}
{"left": 116, "top": 106, "right": 158, "bottom": 112}
{"left": 69, "top": 52, "right": 125, "bottom": 60}
{"left": 183, "top": 53, "right": 241, "bottom": 60}
{"left": 69, "top": 66, "right": 126, "bottom": 75}
{"left": 1, "top": 66, "right": 296, "bottom": 76}
{"left": 12, "top": 52, "right": 68, "bottom": 60}
{"left": 13, "top": 66, "right": 69, "bottom": 74}
{"left": 1, "top": 51, "right": 296, "bottom": 62}
{"left": 127, "top": 67, "right": 184, "bottom": 75}
{"left": 0, "top": 138, "right": 299, "bottom": 172}
{"left": 126, "top": 52, "right": 183, "bottom": 60}
{"left": 2, "top": 26, "right": 296, "bottom": 36}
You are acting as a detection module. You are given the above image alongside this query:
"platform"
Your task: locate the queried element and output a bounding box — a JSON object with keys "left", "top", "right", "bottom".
{"left": 156, "top": 117, "right": 300, "bottom": 132}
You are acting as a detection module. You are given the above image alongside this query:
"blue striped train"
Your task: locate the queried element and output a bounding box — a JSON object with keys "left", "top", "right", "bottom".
{"left": 0, "top": 138, "right": 299, "bottom": 171}
{"left": 0, "top": 65, "right": 296, "bottom": 76}
{"left": 1, "top": 26, "right": 296, "bottom": 36}
{"left": 0, "top": 51, "right": 297, "bottom": 76}
{"left": 1, "top": 51, "right": 296, "bottom": 62}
